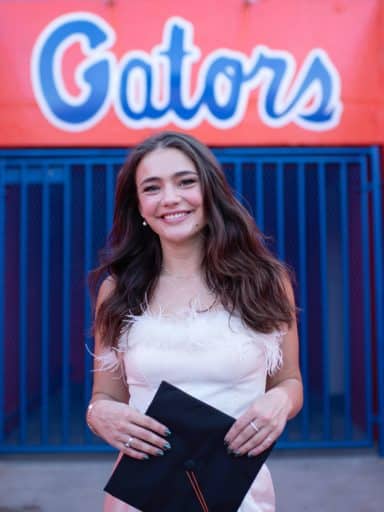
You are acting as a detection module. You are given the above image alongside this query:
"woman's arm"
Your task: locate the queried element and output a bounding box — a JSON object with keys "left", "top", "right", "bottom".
{"left": 89, "top": 277, "right": 129, "bottom": 405}
{"left": 86, "top": 278, "right": 171, "bottom": 459}
{"left": 265, "top": 279, "right": 303, "bottom": 419}
{"left": 224, "top": 278, "right": 303, "bottom": 456}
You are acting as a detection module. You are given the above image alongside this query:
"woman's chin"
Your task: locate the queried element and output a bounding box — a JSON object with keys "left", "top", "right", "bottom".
{"left": 157, "top": 229, "right": 204, "bottom": 246}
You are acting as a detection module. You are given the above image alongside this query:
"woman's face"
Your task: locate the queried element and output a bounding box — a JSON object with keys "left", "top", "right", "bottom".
{"left": 135, "top": 147, "right": 206, "bottom": 246}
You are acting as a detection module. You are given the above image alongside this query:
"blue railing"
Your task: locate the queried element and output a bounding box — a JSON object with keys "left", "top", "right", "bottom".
{"left": 0, "top": 146, "right": 383, "bottom": 454}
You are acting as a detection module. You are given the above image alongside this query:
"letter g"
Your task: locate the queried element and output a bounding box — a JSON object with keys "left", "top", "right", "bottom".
{"left": 31, "top": 12, "right": 115, "bottom": 131}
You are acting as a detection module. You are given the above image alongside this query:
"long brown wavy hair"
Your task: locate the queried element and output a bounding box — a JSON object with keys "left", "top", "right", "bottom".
{"left": 89, "top": 131, "right": 296, "bottom": 348}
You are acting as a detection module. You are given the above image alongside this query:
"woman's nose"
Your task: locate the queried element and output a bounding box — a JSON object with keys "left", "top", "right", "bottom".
{"left": 161, "top": 184, "right": 180, "bottom": 205}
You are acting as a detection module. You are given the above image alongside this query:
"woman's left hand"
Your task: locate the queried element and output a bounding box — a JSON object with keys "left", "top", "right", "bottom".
{"left": 224, "top": 387, "right": 291, "bottom": 457}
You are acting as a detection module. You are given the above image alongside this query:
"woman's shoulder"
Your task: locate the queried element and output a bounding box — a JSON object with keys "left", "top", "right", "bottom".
{"left": 96, "top": 275, "right": 116, "bottom": 309}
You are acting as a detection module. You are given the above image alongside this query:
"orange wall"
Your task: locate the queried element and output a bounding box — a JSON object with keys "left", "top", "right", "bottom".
{"left": 0, "top": 0, "right": 383, "bottom": 146}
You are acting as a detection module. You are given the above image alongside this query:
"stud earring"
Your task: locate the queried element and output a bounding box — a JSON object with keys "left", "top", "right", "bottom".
{"left": 142, "top": 219, "right": 147, "bottom": 226}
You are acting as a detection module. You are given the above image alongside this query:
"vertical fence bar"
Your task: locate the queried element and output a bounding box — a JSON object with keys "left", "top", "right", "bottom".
{"left": 106, "top": 163, "right": 115, "bottom": 230}
{"left": 370, "top": 147, "right": 384, "bottom": 455}
{"left": 274, "top": 159, "right": 286, "bottom": 440}
{"left": 61, "top": 163, "right": 71, "bottom": 444}
{"left": 340, "top": 162, "right": 352, "bottom": 439}
{"left": 234, "top": 159, "right": 243, "bottom": 202}
{"left": 276, "top": 161, "right": 285, "bottom": 259}
{"left": 84, "top": 163, "right": 93, "bottom": 440}
{"left": 360, "top": 157, "right": 373, "bottom": 442}
{"left": 19, "top": 165, "right": 28, "bottom": 443}
{"left": 0, "top": 162, "right": 5, "bottom": 442}
{"left": 297, "top": 161, "right": 309, "bottom": 439}
{"left": 255, "top": 162, "right": 264, "bottom": 231}
{"left": 318, "top": 162, "right": 331, "bottom": 440}
{"left": 40, "top": 164, "right": 50, "bottom": 443}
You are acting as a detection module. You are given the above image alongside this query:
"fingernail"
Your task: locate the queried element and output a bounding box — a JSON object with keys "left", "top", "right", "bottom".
{"left": 234, "top": 451, "right": 241, "bottom": 457}
{"left": 156, "top": 449, "right": 165, "bottom": 456}
{"left": 164, "top": 428, "right": 171, "bottom": 436}
{"left": 227, "top": 447, "right": 233, "bottom": 454}
{"left": 163, "top": 441, "right": 171, "bottom": 450}
{"left": 142, "top": 454, "right": 149, "bottom": 460}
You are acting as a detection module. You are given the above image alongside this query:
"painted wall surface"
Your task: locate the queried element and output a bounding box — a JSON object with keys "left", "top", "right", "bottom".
{"left": 0, "top": 0, "right": 383, "bottom": 146}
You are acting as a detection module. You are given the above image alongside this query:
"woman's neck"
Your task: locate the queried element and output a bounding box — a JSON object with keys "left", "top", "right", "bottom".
{"left": 160, "top": 238, "right": 203, "bottom": 278}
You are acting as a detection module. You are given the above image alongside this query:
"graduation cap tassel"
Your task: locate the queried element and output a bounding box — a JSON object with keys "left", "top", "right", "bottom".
{"left": 185, "top": 469, "right": 210, "bottom": 512}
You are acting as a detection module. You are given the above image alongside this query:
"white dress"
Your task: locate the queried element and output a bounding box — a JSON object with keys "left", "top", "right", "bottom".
{"left": 103, "top": 308, "right": 284, "bottom": 512}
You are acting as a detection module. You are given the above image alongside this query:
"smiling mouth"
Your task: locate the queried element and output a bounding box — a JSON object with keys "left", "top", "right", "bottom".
{"left": 161, "top": 211, "right": 192, "bottom": 221}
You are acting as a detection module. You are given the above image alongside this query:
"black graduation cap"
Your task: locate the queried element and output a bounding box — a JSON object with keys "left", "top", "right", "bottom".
{"left": 104, "top": 381, "right": 275, "bottom": 511}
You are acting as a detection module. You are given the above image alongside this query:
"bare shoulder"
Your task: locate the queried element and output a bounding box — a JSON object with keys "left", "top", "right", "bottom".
{"left": 96, "top": 276, "right": 116, "bottom": 310}
{"left": 280, "top": 269, "right": 295, "bottom": 305}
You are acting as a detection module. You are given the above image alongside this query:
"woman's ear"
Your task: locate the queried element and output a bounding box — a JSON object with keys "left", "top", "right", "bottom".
{"left": 137, "top": 205, "right": 147, "bottom": 225}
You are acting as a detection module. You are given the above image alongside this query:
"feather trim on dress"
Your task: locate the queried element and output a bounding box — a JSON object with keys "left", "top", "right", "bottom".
{"left": 112, "top": 308, "right": 286, "bottom": 376}
{"left": 86, "top": 343, "right": 123, "bottom": 373}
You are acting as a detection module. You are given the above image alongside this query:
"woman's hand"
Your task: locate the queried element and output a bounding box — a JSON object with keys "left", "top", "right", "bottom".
{"left": 224, "top": 387, "right": 291, "bottom": 457}
{"left": 88, "top": 399, "right": 171, "bottom": 460}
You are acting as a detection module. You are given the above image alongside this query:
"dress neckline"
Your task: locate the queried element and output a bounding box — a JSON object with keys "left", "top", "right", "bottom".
{"left": 135, "top": 302, "right": 226, "bottom": 321}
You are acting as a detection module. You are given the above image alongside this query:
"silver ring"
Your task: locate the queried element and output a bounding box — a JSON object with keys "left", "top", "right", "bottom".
{"left": 124, "top": 436, "right": 134, "bottom": 449}
{"left": 250, "top": 420, "right": 260, "bottom": 433}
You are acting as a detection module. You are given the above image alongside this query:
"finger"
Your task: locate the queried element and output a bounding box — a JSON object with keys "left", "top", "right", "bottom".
{"left": 108, "top": 438, "right": 148, "bottom": 460}
{"left": 129, "top": 424, "right": 172, "bottom": 451}
{"left": 120, "top": 440, "right": 149, "bottom": 460}
{"left": 247, "top": 433, "right": 275, "bottom": 457}
{"left": 226, "top": 417, "right": 263, "bottom": 449}
{"left": 123, "top": 435, "right": 169, "bottom": 458}
{"left": 231, "top": 428, "right": 271, "bottom": 455}
{"left": 224, "top": 410, "right": 260, "bottom": 444}
{"left": 130, "top": 410, "right": 171, "bottom": 438}
{"left": 227, "top": 423, "right": 258, "bottom": 452}
{"left": 122, "top": 436, "right": 166, "bottom": 458}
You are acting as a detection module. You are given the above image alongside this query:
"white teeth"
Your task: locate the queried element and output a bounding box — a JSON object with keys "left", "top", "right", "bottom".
{"left": 163, "top": 212, "right": 188, "bottom": 220}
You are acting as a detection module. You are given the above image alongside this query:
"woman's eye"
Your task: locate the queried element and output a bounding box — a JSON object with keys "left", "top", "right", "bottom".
{"left": 179, "top": 178, "right": 197, "bottom": 187}
{"left": 142, "top": 185, "right": 159, "bottom": 193}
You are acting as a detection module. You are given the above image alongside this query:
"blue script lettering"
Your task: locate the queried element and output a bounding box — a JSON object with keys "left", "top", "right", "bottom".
{"left": 244, "top": 47, "right": 341, "bottom": 129}
{"left": 204, "top": 57, "right": 245, "bottom": 120}
{"left": 31, "top": 12, "right": 115, "bottom": 131}
{"left": 31, "top": 14, "right": 342, "bottom": 131}
{"left": 119, "top": 56, "right": 166, "bottom": 120}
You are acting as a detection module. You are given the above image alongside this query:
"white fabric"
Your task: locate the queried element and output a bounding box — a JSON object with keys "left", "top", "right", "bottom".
{"left": 103, "top": 308, "right": 283, "bottom": 511}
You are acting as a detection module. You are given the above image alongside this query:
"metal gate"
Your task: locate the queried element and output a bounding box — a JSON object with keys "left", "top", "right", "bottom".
{"left": 0, "top": 147, "right": 383, "bottom": 454}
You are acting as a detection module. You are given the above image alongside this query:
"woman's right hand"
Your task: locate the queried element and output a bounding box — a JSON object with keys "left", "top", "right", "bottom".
{"left": 88, "top": 399, "right": 171, "bottom": 460}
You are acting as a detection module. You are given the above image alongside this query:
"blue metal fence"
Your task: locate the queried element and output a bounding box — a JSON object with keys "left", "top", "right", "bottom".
{"left": 0, "top": 146, "right": 383, "bottom": 454}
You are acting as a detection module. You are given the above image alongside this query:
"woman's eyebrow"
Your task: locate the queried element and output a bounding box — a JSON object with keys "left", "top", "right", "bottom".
{"left": 139, "top": 170, "right": 198, "bottom": 186}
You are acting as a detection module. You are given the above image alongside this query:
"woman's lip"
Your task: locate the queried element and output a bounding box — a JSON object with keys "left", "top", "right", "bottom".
{"left": 159, "top": 211, "right": 192, "bottom": 222}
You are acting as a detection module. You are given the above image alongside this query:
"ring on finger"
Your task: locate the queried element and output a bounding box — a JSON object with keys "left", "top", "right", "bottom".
{"left": 124, "top": 436, "right": 134, "bottom": 449}
{"left": 249, "top": 420, "right": 260, "bottom": 433}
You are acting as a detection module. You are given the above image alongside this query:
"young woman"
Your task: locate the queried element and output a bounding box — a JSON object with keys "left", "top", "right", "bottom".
{"left": 87, "top": 131, "right": 303, "bottom": 511}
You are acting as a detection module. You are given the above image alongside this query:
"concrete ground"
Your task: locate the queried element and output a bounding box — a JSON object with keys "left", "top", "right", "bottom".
{"left": 0, "top": 450, "right": 383, "bottom": 512}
